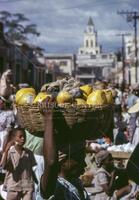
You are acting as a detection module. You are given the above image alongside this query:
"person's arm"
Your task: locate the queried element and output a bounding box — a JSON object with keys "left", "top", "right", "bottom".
{"left": 40, "top": 108, "right": 59, "bottom": 199}
{"left": 99, "top": 170, "right": 131, "bottom": 198}
{"left": 97, "top": 169, "right": 116, "bottom": 196}
{"left": 115, "top": 185, "right": 131, "bottom": 199}
{"left": 0, "top": 140, "right": 14, "bottom": 168}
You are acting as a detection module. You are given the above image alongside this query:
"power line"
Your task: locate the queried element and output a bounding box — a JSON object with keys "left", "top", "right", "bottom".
{"left": 116, "top": 33, "right": 131, "bottom": 85}
{"left": 42, "top": 0, "right": 131, "bottom": 11}
{"left": 0, "top": 0, "right": 132, "bottom": 10}
{"left": 0, "top": 0, "right": 25, "bottom": 3}
{"left": 118, "top": 10, "right": 139, "bottom": 83}
{"left": 120, "top": 14, "right": 134, "bottom": 30}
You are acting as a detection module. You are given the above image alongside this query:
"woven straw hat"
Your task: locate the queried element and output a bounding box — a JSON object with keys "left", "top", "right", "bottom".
{"left": 128, "top": 99, "right": 139, "bottom": 113}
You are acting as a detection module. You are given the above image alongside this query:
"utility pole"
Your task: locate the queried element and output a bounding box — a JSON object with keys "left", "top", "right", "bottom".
{"left": 118, "top": 11, "right": 139, "bottom": 83}
{"left": 116, "top": 33, "right": 131, "bottom": 89}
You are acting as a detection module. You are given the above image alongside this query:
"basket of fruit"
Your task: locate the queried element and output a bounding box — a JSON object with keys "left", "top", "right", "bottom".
{"left": 15, "top": 77, "right": 114, "bottom": 141}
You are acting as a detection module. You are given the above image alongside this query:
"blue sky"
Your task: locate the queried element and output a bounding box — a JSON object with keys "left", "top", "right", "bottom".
{"left": 0, "top": 0, "right": 139, "bottom": 54}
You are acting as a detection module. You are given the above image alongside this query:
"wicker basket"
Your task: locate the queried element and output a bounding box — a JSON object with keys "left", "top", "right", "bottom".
{"left": 16, "top": 104, "right": 114, "bottom": 141}
{"left": 16, "top": 104, "right": 45, "bottom": 135}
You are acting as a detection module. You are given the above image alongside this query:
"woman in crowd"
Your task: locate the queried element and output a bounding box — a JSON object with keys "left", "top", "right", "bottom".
{"left": 93, "top": 150, "right": 131, "bottom": 199}
{"left": 128, "top": 99, "right": 139, "bottom": 146}
{"left": 40, "top": 98, "right": 90, "bottom": 200}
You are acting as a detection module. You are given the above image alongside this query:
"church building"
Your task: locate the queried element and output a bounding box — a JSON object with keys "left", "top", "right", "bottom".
{"left": 79, "top": 17, "right": 100, "bottom": 55}
{"left": 76, "top": 17, "right": 115, "bottom": 84}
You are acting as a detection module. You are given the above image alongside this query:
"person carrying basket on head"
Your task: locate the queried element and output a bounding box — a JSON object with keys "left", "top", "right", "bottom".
{"left": 40, "top": 97, "right": 90, "bottom": 200}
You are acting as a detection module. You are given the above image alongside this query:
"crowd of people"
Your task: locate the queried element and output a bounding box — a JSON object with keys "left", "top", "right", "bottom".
{"left": 0, "top": 69, "right": 139, "bottom": 200}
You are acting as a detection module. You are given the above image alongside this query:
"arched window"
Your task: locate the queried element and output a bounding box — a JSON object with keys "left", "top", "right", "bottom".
{"left": 86, "top": 40, "right": 88, "bottom": 47}
{"left": 91, "top": 40, "right": 93, "bottom": 47}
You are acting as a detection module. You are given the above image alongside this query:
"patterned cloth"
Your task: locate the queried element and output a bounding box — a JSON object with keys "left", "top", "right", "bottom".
{"left": 0, "top": 110, "right": 15, "bottom": 152}
{"left": 93, "top": 168, "right": 116, "bottom": 200}
{"left": 0, "top": 110, "right": 15, "bottom": 132}
{"left": 42, "top": 177, "right": 90, "bottom": 200}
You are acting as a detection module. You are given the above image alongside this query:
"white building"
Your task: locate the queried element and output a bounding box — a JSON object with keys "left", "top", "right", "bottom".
{"left": 76, "top": 17, "right": 116, "bottom": 84}
{"left": 125, "top": 35, "right": 139, "bottom": 60}
{"left": 79, "top": 17, "right": 100, "bottom": 55}
{"left": 125, "top": 35, "right": 139, "bottom": 83}
{"left": 44, "top": 53, "right": 76, "bottom": 81}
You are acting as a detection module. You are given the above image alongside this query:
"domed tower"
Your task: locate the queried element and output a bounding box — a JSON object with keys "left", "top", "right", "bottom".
{"left": 79, "top": 17, "right": 100, "bottom": 55}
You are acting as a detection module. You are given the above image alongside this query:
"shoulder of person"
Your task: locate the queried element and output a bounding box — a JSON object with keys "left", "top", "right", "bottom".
{"left": 8, "top": 145, "right": 16, "bottom": 152}
{"left": 23, "top": 147, "right": 34, "bottom": 155}
{"left": 4, "top": 110, "right": 14, "bottom": 116}
{"left": 96, "top": 168, "right": 111, "bottom": 177}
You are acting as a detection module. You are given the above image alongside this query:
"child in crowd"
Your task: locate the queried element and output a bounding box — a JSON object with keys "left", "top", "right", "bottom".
{"left": 0, "top": 127, "right": 36, "bottom": 200}
{"left": 93, "top": 150, "right": 131, "bottom": 200}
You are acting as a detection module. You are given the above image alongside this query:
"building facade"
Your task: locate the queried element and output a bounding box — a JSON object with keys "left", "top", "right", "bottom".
{"left": 44, "top": 53, "right": 76, "bottom": 82}
{"left": 125, "top": 35, "right": 139, "bottom": 84}
{"left": 76, "top": 17, "right": 116, "bottom": 84}
{"left": 0, "top": 21, "right": 46, "bottom": 90}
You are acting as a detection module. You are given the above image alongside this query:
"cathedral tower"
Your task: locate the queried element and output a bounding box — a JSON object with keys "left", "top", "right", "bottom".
{"left": 79, "top": 17, "right": 100, "bottom": 55}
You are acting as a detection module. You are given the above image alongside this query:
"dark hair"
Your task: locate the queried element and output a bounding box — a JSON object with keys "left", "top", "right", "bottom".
{"left": 11, "top": 127, "right": 26, "bottom": 138}
{"left": 58, "top": 142, "right": 86, "bottom": 165}
{"left": 3, "top": 127, "right": 26, "bottom": 151}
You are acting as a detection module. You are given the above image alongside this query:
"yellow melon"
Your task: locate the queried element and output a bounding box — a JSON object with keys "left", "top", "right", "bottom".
{"left": 75, "top": 98, "right": 86, "bottom": 105}
{"left": 18, "top": 93, "right": 36, "bottom": 105}
{"left": 87, "top": 90, "right": 107, "bottom": 105}
{"left": 56, "top": 91, "right": 73, "bottom": 104}
{"left": 33, "top": 92, "right": 51, "bottom": 104}
{"left": 80, "top": 85, "right": 93, "bottom": 96}
{"left": 15, "top": 88, "right": 35, "bottom": 104}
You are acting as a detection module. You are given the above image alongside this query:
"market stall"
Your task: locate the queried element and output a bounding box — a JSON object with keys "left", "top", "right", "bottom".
{"left": 107, "top": 143, "right": 135, "bottom": 159}
{"left": 109, "top": 151, "right": 131, "bottom": 160}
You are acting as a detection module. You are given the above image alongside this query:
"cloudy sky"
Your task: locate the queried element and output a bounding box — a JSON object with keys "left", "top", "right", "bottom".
{"left": 0, "top": 0, "right": 139, "bottom": 54}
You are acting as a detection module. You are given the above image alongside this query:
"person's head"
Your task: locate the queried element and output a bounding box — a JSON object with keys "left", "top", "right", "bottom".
{"left": 11, "top": 127, "right": 26, "bottom": 146}
{"left": 95, "top": 150, "right": 114, "bottom": 171}
{"left": 58, "top": 142, "right": 86, "bottom": 178}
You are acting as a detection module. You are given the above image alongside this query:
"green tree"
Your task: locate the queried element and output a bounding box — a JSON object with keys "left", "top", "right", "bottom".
{"left": 0, "top": 10, "right": 40, "bottom": 42}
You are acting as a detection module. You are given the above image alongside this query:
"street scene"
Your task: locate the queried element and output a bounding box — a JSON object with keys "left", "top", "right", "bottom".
{"left": 0, "top": 0, "right": 139, "bottom": 199}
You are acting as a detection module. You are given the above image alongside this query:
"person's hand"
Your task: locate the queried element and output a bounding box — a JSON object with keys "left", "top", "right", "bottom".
{"left": 58, "top": 151, "right": 67, "bottom": 162}
{"left": 86, "top": 141, "right": 102, "bottom": 153}
{"left": 111, "top": 169, "right": 116, "bottom": 178}
{"left": 39, "top": 96, "right": 57, "bottom": 119}
{"left": 135, "top": 191, "right": 139, "bottom": 199}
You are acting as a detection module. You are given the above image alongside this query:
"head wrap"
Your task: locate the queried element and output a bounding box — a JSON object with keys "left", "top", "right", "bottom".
{"left": 95, "top": 150, "right": 111, "bottom": 167}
